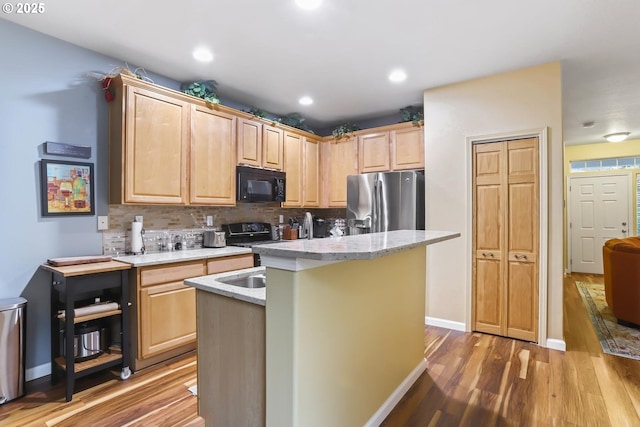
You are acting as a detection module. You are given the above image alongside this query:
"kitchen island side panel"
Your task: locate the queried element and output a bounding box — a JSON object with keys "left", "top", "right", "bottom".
{"left": 265, "top": 246, "right": 426, "bottom": 427}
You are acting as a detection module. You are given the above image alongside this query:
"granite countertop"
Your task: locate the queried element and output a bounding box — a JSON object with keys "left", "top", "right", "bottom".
{"left": 185, "top": 266, "right": 266, "bottom": 306}
{"left": 114, "top": 247, "right": 252, "bottom": 267}
{"left": 253, "top": 230, "right": 460, "bottom": 261}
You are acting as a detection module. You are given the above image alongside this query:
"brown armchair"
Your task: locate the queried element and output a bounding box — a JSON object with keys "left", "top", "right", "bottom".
{"left": 602, "top": 237, "right": 640, "bottom": 326}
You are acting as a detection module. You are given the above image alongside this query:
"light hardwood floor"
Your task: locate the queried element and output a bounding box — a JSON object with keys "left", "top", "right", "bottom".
{"left": 382, "top": 273, "right": 640, "bottom": 427}
{"left": 2, "top": 273, "right": 639, "bottom": 427}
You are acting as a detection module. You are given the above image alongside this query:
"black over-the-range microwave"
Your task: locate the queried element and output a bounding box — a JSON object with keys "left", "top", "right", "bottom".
{"left": 236, "top": 165, "right": 286, "bottom": 202}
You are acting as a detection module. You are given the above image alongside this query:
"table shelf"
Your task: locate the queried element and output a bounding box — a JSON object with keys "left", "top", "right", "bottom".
{"left": 54, "top": 352, "right": 122, "bottom": 373}
{"left": 57, "top": 309, "right": 122, "bottom": 324}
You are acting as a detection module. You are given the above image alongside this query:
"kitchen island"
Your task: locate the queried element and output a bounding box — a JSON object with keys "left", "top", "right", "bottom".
{"left": 186, "top": 230, "right": 459, "bottom": 427}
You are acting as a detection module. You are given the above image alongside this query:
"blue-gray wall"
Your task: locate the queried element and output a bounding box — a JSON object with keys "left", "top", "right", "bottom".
{"left": 0, "top": 19, "right": 181, "bottom": 378}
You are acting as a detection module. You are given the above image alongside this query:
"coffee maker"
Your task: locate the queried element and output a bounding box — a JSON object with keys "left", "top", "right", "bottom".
{"left": 313, "top": 218, "right": 327, "bottom": 238}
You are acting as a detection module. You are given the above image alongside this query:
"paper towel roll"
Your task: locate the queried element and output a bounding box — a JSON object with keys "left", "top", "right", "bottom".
{"left": 131, "top": 221, "right": 143, "bottom": 254}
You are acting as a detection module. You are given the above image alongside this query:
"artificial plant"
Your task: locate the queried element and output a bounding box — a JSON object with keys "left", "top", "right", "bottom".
{"left": 278, "top": 113, "right": 314, "bottom": 133}
{"left": 331, "top": 122, "right": 361, "bottom": 139}
{"left": 180, "top": 80, "right": 220, "bottom": 104}
{"left": 399, "top": 105, "right": 424, "bottom": 127}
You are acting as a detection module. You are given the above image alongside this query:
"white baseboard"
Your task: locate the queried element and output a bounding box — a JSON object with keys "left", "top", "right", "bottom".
{"left": 424, "top": 317, "right": 562, "bottom": 352}
{"left": 545, "top": 338, "right": 566, "bottom": 352}
{"left": 26, "top": 362, "right": 51, "bottom": 382}
{"left": 363, "top": 358, "right": 428, "bottom": 427}
{"left": 425, "top": 316, "right": 466, "bottom": 332}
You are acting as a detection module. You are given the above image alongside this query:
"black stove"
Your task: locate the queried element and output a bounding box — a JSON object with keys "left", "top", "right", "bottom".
{"left": 222, "top": 222, "right": 277, "bottom": 265}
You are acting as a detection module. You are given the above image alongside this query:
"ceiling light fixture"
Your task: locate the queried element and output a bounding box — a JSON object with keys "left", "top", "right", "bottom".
{"left": 388, "top": 69, "right": 407, "bottom": 83}
{"left": 604, "top": 132, "right": 630, "bottom": 143}
{"left": 192, "top": 47, "right": 213, "bottom": 63}
{"left": 295, "top": 0, "right": 322, "bottom": 10}
{"left": 299, "top": 96, "right": 313, "bottom": 106}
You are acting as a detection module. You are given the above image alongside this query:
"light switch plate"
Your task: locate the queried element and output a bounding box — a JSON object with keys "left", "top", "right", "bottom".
{"left": 97, "top": 216, "right": 109, "bottom": 230}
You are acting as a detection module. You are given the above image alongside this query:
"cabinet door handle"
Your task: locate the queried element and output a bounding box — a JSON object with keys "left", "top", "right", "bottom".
{"left": 481, "top": 252, "right": 495, "bottom": 258}
{"left": 515, "top": 254, "right": 528, "bottom": 260}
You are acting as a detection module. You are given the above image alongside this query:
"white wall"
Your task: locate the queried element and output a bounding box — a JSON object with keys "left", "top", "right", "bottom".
{"left": 423, "top": 62, "right": 564, "bottom": 341}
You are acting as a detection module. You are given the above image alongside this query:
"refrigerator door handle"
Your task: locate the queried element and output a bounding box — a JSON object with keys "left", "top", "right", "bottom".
{"left": 374, "top": 179, "right": 383, "bottom": 232}
{"left": 372, "top": 180, "right": 378, "bottom": 232}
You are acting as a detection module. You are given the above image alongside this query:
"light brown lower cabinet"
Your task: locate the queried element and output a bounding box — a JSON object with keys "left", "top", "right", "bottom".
{"left": 139, "top": 282, "right": 196, "bottom": 359}
{"left": 131, "top": 254, "right": 254, "bottom": 370}
{"left": 197, "top": 291, "right": 265, "bottom": 427}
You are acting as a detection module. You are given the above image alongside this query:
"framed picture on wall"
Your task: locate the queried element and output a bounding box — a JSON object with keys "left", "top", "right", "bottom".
{"left": 40, "top": 159, "right": 95, "bottom": 216}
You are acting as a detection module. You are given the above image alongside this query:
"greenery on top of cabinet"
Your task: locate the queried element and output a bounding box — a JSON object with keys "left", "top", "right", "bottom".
{"left": 180, "top": 80, "right": 220, "bottom": 104}
{"left": 399, "top": 105, "right": 424, "bottom": 127}
{"left": 332, "top": 122, "right": 361, "bottom": 139}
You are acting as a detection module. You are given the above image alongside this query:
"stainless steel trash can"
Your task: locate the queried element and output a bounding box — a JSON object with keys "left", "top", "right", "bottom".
{"left": 0, "top": 297, "right": 26, "bottom": 405}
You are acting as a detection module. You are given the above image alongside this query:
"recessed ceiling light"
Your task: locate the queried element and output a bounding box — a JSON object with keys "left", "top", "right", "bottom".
{"left": 299, "top": 96, "right": 313, "bottom": 106}
{"left": 388, "top": 69, "right": 407, "bottom": 83}
{"left": 295, "top": 0, "right": 322, "bottom": 10}
{"left": 193, "top": 47, "right": 213, "bottom": 63}
{"left": 604, "top": 132, "right": 630, "bottom": 143}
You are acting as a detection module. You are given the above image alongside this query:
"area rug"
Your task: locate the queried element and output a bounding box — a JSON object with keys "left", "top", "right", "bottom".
{"left": 575, "top": 281, "right": 640, "bottom": 360}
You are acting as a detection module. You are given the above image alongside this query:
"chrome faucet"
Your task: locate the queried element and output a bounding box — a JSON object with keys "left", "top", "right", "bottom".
{"left": 303, "top": 212, "right": 313, "bottom": 240}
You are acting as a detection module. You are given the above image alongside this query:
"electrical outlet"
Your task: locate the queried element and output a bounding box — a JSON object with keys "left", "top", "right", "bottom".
{"left": 135, "top": 215, "right": 143, "bottom": 225}
{"left": 97, "top": 216, "right": 109, "bottom": 230}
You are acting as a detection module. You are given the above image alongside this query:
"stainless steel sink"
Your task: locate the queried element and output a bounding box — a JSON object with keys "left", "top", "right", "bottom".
{"left": 220, "top": 274, "right": 266, "bottom": 288}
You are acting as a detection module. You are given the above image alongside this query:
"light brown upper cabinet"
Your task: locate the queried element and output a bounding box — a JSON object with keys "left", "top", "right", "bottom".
{"left": 323, "top": 137, "right": 358, "bottom": 207}
{"left": 263, "top": 126, "right": 284, "bottom": 171}
{"left": 282, "top": 131, "right": 303, "bottom": 207}
{"left": 357, "top": 124, "right": 424, "bottom": 173}
{"left": 236, "top": 117, "right": 262, "bottom": 168}
{"left": 303, "top": 137, "right": 321, "bottom": 207}
{"left": 109, "top": 75, "right": 238, "bottom": 206}
{"left": 190, "top": 106, "right": 236, "bottom": 205}
{"left": 109, "top": 77, "right": 189, "bottom": 204}
{"left": 390, "top": 126, "right": 424, "bottom": 170}
{"left": 472, "top": 137, "right": 539, "bottom": 343}
{"left": 237, "top": 117, "right": 284, "bottom": 171}
{"left": 282, "top": 134, "right": 321, "bottom": 208}
{"left": 358, "top": 132, "right": 391, "bottom": 173}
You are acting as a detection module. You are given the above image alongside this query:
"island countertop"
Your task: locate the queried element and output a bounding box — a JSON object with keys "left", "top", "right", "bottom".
{"left": 185, "top": 266, "right": 266, "bottom": 306}
{"left": 252, "top": 230, "right": 460, "bottom": 261}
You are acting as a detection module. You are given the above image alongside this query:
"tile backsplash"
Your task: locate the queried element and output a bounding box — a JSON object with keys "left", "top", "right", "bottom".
{"left": 103, "top": 204, "right": 345, "bottom": 255}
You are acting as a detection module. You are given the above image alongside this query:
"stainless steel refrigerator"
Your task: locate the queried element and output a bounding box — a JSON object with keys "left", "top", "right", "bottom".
{"left": 346, "top": 170, "right": 425, "bottom": 235}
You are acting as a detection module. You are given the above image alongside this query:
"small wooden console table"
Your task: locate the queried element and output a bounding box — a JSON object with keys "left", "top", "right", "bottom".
{"left": 41, "top": 260, "right": 132, "bottom": 402}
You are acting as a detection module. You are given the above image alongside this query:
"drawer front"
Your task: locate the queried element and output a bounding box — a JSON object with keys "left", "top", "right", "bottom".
{"left": 139, "top": 261, "right": 205, "bottom": 287}
{"left": 139, "top": 282, "right": 196, "bottom": 359}
{"left": 207, "top": 254, "right": 254, "bottom": 274}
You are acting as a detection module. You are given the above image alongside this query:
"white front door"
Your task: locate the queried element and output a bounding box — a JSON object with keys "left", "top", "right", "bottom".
{"left": 569, "top": 174, "right": 630, "bottom": 274}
